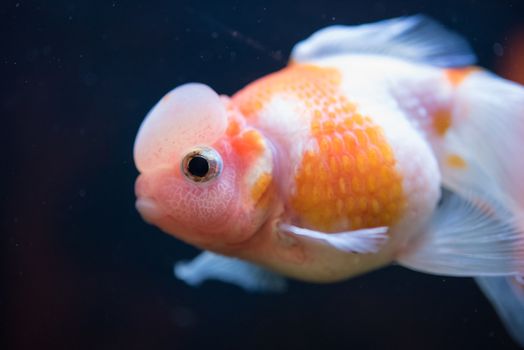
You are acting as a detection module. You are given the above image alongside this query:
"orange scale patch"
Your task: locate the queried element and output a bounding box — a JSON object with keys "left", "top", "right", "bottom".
{"left": 231, "top": 64, "right": 342, "bottom": 118}
{"left": 275, "top": 70, "right": 406, "bottom": 232}
{"left": 232, "top": 63, "right": 406, "bottom": 232}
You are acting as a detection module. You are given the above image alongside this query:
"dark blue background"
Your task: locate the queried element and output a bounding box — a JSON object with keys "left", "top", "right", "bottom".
{"left": 3, "top": 1, "right": 524, "bottom": 349}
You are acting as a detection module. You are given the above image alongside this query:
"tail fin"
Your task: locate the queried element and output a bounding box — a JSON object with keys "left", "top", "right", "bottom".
{"left": 476, "top": 276, "right": 524, "bottom": 346}
{"left": 399, "top": 70, "right": 524, "bottom": 345}
{"left": 444, "top": 73, "right": 524, "bottom": 346}
{"left": 440, "top": 71, "right": 524, "bottom": 219}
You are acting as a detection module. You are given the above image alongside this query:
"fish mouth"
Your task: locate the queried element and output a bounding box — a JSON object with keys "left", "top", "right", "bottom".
{"left": 135, "top": 174, "right": 164, "bottom": 224}
{"left": 134, "top": 194, "right": 224, "bottom": 249}
{"left": 135, "top": 196, "right": 166, "bottom": 224}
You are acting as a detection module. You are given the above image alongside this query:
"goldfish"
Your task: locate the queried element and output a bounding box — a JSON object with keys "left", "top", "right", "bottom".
{"left": 133, "top": 15, "right": 524, "bottom": 345}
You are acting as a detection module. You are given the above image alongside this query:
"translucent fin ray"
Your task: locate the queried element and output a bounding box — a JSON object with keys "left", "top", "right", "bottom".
{"left": 291, "top": 15, "right": 476, "bottom": 67}
{"left": 280, "top": 223, "right": 388, "bottom": 253}
{"left": 441, "top": 72, "right": 524, "bottom": 215}
{"left": 174, "top": 251, "right": 286, "bottom": 293}
{"left": 398, "top": 190, "right": 524, "bottom": 276}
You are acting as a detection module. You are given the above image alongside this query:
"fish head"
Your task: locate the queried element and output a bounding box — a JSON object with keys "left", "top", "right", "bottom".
{"left": 134, "top": 83, "right": 274, "bottom": 251}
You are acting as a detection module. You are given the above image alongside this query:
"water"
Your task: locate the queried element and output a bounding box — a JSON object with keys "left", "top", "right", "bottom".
{"left": 3, "top": 1, "right": 524, "bottom": 349}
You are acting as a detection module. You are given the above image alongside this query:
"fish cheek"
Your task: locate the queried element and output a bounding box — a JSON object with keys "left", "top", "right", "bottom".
{"left": 158, "top": 172, "right": 236, "bottom": 232}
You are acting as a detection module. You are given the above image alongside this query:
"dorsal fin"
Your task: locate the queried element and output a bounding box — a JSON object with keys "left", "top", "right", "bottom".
{"left": 291, "top": 15, "right": 476, "bottom": 67}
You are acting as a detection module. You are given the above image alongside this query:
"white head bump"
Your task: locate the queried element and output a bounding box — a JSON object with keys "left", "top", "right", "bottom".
{"left": 134, "top": 83, "right": 227, "bottom": 172}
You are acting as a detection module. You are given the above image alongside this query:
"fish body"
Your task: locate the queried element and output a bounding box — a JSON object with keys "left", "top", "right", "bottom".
{"left": 227, "top": 57, "right": 445, "bottom": 280}
{"left": 134, "top": 16, "right": 524, "bottom": 345}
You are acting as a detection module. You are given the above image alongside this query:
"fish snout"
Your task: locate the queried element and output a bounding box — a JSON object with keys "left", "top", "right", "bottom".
{"left": 135, "top": 174, "right": 166, "bottom": 224}
{"left": 136, "top": 196, "right": 166, "bottom": 224}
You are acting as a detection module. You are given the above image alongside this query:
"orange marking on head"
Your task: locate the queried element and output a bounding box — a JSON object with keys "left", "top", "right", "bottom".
{"left": 433, "top": 108, "right": 452, "bottom": 136}
{"left": 446, "top": 154, "right": 467, "bottom": 169}
{"left": 251, "top": 172, "right": 272, "bottom": 204}
{"left": 231, "top": 129, "right": 265, "bottom": 166}
{"left": 224, "top": 103, "right": 246, "bottom": 137}
{"left": 445, "top": 67, "right": 480, "bottom": 86}
{"left": 226, "top": 118, "right": 241, "bottom": 137}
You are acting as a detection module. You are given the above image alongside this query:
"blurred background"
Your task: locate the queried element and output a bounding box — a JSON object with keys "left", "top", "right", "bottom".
{"left": 2, "top": 1, "right": 524, "bottom": 349}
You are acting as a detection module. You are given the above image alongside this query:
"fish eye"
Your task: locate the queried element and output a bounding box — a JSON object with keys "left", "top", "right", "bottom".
{"left": 181, "top": 147, "right": 222, "bottom": 183}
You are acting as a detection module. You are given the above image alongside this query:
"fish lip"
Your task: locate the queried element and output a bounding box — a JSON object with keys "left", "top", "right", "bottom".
{"left": 134, "top": 173, "right": 149, "bottom": 198}
{"left": 135, "top": 174, "right": 164, "bottom": 223}
{"left": 135, "top": 196, "right": 166, "bottom": 224}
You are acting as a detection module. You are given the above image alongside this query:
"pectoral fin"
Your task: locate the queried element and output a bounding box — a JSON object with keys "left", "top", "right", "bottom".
{"left": 279, "top": 223, "right": 388, "bottom": 253}
{"left": 174, "top": 251, "right": 287, "bottom": 293}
